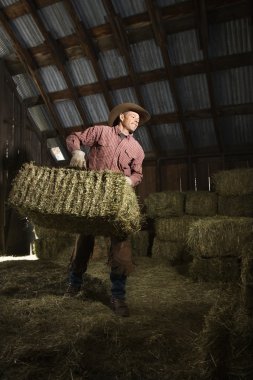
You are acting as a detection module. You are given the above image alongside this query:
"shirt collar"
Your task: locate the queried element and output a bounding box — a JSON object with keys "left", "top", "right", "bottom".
{"left": 115, "top": 125, "right": 132, "bottom": 140}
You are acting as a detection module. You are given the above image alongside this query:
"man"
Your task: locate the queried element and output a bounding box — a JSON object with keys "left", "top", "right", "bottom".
{"left": 65, "top": 102, "right": 150, "bottom": 317}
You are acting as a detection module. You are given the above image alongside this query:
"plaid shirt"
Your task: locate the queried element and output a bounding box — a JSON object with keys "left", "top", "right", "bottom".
{"left": 66, "top": 125, "right": 145, "bottom": 186}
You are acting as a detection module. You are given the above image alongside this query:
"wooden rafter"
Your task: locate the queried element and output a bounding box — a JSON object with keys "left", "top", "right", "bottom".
{"left": 194, "top": 0, "right": 223, "bottom": 153}
{"left": 62, "top": 0, "right": 114, "bottom": 111}
{"left": 0, "top": 8, "right": 65, "bottom": 138}
{"left": 22, "top": 0, "right": 89, "bottom": 127}
{"left": 145, "top": 0, "right": 193, "bottom": 154}
{"left": 102, "top": 0, "right": 160, "bottom": 157}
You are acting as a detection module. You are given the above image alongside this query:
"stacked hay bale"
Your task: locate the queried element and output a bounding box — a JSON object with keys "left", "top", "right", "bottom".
{"left": 145, "top": 191, "right": 185, "bottom": 264}
{"left": 8, "top": 162, "right": 142, "bottom": 238}
{"left": 187, "top": 217, "right": 253, "bottom": 282}
{"left": 192, "top": 289, "right": 253, "bottom": 380}
{"left": 213, "top": 168, "right": 253, "bottom": 217}
{"left": 33, "top": 226, "right": 76, "bottom": 264}
{"left": 144, "top": 190, "right": 218, "bottom": 265}
{"left": 187, "top": 168, "right": 253, "bottom": 283}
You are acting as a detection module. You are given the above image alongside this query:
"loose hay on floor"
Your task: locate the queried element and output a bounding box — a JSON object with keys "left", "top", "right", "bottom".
{"left": 8, "top": 162, "right": 141, "bottom": 237}
{"left": 0, "top": 256, "right": 219, "bottom": 380}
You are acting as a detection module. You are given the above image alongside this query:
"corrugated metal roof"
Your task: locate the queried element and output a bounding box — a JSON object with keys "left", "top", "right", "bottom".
{"left": 134, "top": 126, "right": 153, "bottom": 153}
{"left": 54, "top": 100, "right": 83, "bottom": 127}
{"left": 28, "top": 105, "right": 54, "bottom": 132}
{"left": 150, "top": 123, "right": 185, "bottom": 152}
{"left": 167, "top": 29, "right": 204, "bottom": 65}
{"left": 0, "top": 0, "right": 19, "bottom": 7}
{"left": 39, "top": 65, "right": 68, "bottom": 93}
{"left": 12, "top": 73, "right": 40, "bottom": 99}
{"left": 80, "top": 94, "right": 109, "bottom": 124}
{"left": 110, "top": 87, "right": 138, "bottom": 105}
{"left": 212, "top": 66, "right": 253, "bottom": 106}
{"left": 157, "top": 0, "right": 186, "bottom": 6}
{"left": 38, "top": 3, "right": 75, "bottom": 39}
{"left": 111, "top": 0, "right": 146, "bottom": 17}
{"left": 67, "top": 57, "right": 98, "bottom": 85}
{"left": 186, "top": 119, "right": 217, "bottom": 149}
{"left": 218, "top": 114, "right": 253, "bottom": 146}
{"left": 11, "top": 14, "right": 45, "bottom": 48}
{"left": 208, "top": 18, "right": 252, "bottom": 58}
{"left": 0, "top": 26, "right": 14, "bottom": 57}
{"left": 71, "top": 0, "right": 107, "bottom": 28}
{"left": 130, "top": 39, "right": 165, "bottom": 72}
{"left": 141, "top": 80, "right": 176, "bottom": 114}
{"left": 99, "top": 49, "right": 128, "bottom": 79}
{"left": 176, "top": 74, "right": 210, "bottom": 111}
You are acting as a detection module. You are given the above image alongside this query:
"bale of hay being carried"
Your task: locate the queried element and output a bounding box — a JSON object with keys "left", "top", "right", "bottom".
{"left": 185, "top": 191, "right": 218, "bottom": 217}
{"left": 212, "top": 168, "right": 253, "bottom": 196}
{"left": 8, "top": 162, "right": 141, "bottom": 238}
{"left": 144, "top": 191, "right": 185, "bottom": 218}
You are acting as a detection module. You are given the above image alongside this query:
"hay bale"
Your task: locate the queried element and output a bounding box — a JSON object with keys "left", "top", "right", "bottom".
{"left": 241, "top": 242, "right": 253, "bottom": 286}
{"left": 151, "top": 237, "right": 187, "bottom": 264}
{"left": 8, "top": 162, "right": 141, "bottom": 237}
{"left": 212, "top": 168, "right": 253, "bottom": 196}
{"left": 189, "top": 256, "right": 241, "bottom": 283}
{"left": 218, "top": 194, "right": 253, "bottom": 217}
{"left": 192, "top": 291, "right": 253, "bottom": 380}
{"left": 185, "top": 191, "right": 218, "bottom": 216}
{"left": 155, "top": 216, "right": 200, "bottom": 242}
{"left": 131, "top": 230, "right": 150, "bottom": 257}
{"left": 144, "top": 191, "right": 185, "bottom": 218}
{"left": 33, "top": 225, "right": 76, "bottom": 262}
{"left": 187, "top": 217, "right": 253, "bottom": 258}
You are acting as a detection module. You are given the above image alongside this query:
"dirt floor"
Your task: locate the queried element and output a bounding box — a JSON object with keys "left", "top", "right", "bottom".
{"left": 0, "top": 255, "right": 219, "bottom": 380}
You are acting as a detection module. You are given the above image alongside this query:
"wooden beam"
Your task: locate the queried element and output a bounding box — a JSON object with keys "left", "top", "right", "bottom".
{"left": 194, "top": 0, "right": 223, "bottom": 153}
{"left": 63, "top": 0, "right": 114, "bottom": 111}
{"left": 102, "top": 0, "right": 160, "bottom": 157}
{"left": 145, "top": 0, "right": 193, "bottom": 154}
{"left": 0, "top": 8, "right": 65, "bottom": 137}
{"left": 22, "top": 0, "right": 89, "bottom": 126}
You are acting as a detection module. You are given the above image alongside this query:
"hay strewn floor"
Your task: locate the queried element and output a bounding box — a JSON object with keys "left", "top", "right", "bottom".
{"left": 0, "top": 256, "right": 219, "bottom": 380}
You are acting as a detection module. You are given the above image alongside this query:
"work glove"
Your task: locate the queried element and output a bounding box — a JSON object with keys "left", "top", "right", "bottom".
{"left": 125, "top": 176, "right": 133, "bottom": 186}
{"left": 70, "top": 150, "right": 86, "bottom": 169}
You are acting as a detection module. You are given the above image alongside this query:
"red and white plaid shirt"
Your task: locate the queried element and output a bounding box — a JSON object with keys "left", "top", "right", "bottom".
{"left": 66, "top": 125, "right": 145, "bottom": 187}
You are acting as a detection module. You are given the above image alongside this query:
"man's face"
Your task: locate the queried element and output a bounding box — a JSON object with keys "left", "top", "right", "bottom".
{"left": 120, "top": 111, "right": 140, "bottom": 134}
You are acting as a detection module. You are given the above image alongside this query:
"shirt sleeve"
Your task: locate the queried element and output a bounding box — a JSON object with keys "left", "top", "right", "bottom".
{"left": 129, "top": 149, "right": 145, "bottom": 187}
{"left": 66, "top": 126, "right": 103, "bottom": 153}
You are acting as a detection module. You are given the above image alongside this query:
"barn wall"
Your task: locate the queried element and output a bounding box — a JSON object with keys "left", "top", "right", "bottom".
{"left": 0, "top": 61, "right": 52, "bottom": 255}
{"left": 138, "top": 154, "right": 253, "bottom": 205}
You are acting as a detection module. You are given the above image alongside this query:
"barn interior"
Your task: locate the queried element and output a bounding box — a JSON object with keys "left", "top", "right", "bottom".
{"left": 0, "top": 0, "right": 253, "bottom": 379}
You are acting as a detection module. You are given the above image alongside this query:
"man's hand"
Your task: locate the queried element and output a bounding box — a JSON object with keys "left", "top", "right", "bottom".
{"left": 70, "top": 150, "right": 86, "bottom": 169}
{"left": 125, "top": 176, "right": 133, "bottom": 186}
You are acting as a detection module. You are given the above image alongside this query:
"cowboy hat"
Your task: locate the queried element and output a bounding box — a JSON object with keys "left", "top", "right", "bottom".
{"left": 108, "top": 102, "right": 151, "bottom": 127}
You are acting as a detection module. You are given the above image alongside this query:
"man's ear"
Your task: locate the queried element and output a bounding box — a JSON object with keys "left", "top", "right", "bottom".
{"left": 119, "top": 113, "right": 124, "bottom": 122}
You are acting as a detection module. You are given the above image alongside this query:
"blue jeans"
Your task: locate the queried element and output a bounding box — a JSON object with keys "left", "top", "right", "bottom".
{"left": 69, "top": 271, "right": 127, "bottom": 299}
